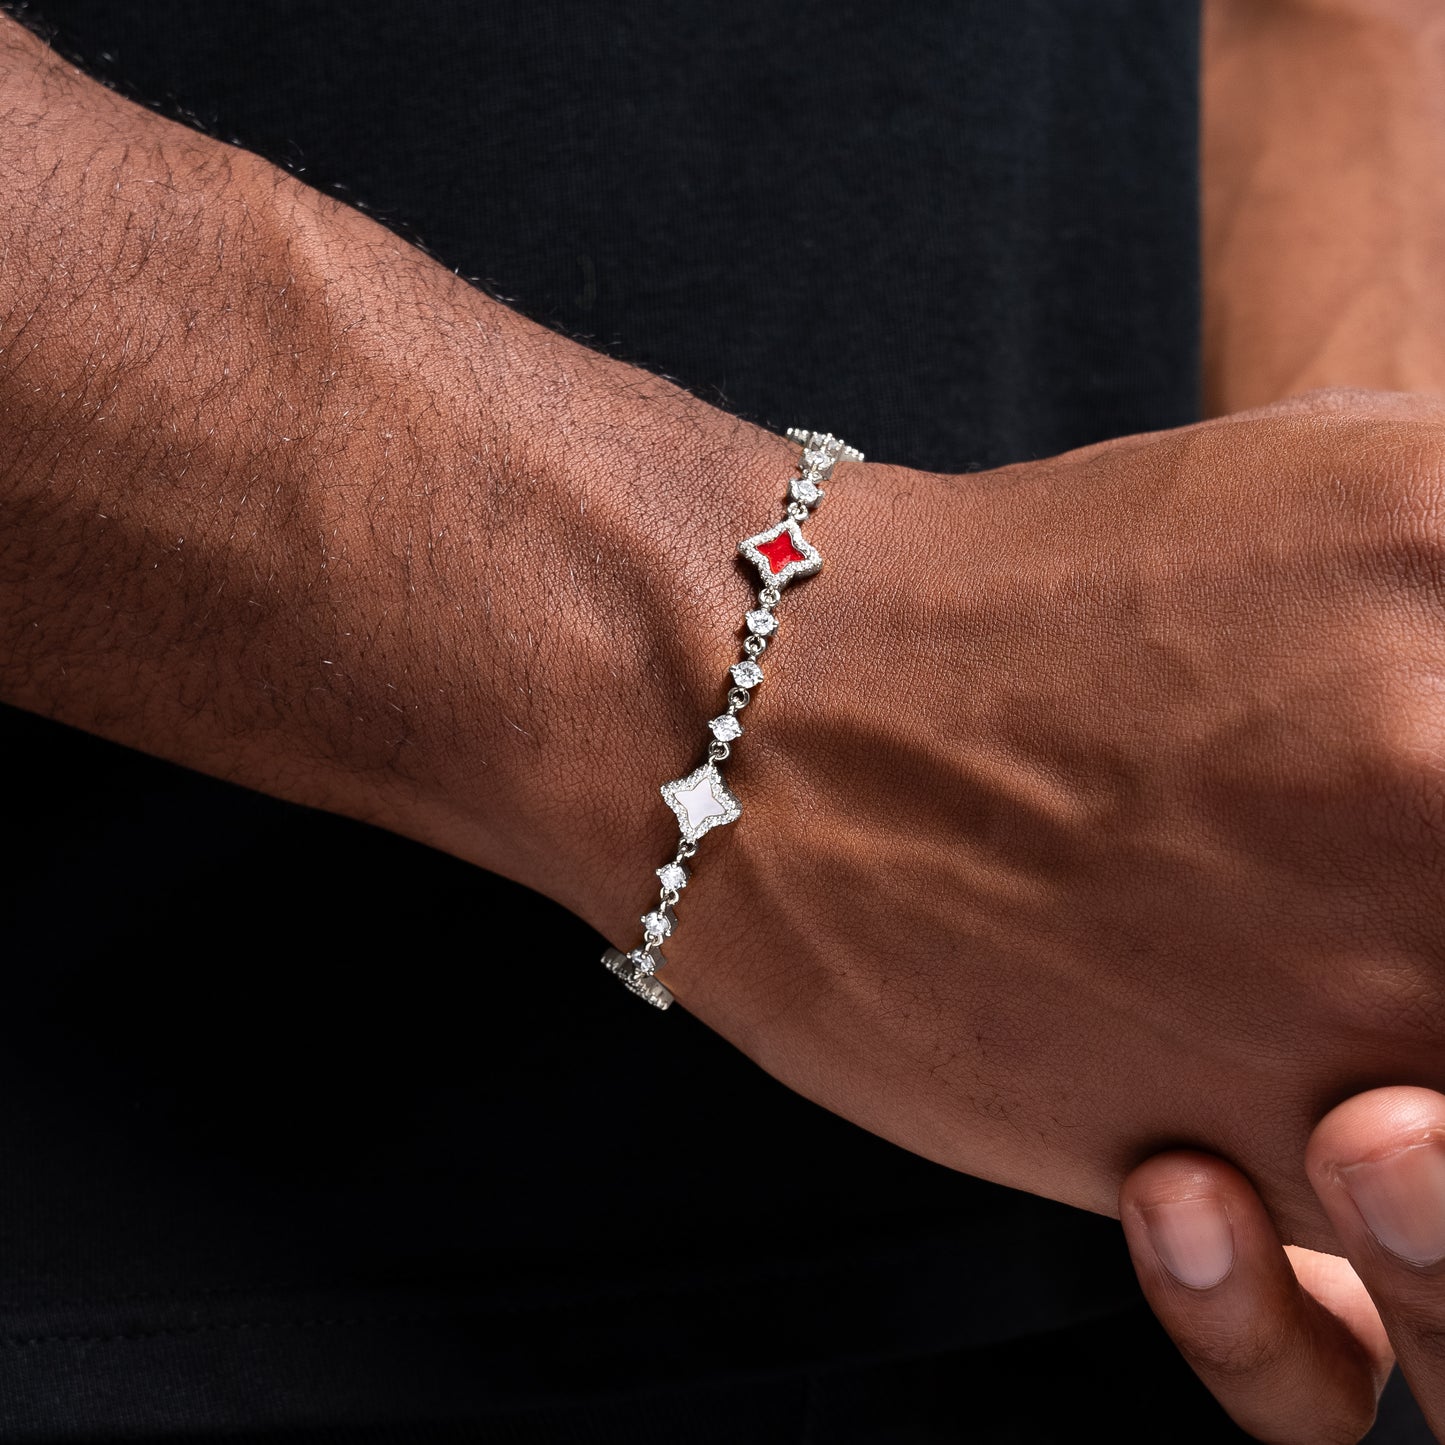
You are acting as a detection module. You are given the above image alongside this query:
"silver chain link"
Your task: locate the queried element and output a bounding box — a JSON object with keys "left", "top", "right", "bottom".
{"left": 600, "top": 429, "right": 863, "bottom": 1011}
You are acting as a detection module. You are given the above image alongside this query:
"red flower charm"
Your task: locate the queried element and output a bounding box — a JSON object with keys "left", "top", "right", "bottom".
{"left": 737, "top": 519, "right": 821, "bottom": 589}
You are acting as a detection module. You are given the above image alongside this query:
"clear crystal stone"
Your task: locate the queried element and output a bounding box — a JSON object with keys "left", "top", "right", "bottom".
{"left": 731, "top": 660, "right": 763, "bottom": 689}
{"left": 642, "top": 909, "right": 674, "bottom": 939}
{"left": 657, "top": 862, "right": 688, "bottom": 891}
{"left": 803, "top": 448, "right": 834, "bottom": 474}
{"left": 745, "top": 608, "right": 778, "bottom": 636}
{"left": 791, "top": 476, "right": 822, "bottom": 505}
{"left": 628, "top": 945, "right": 664, "bottom": 977}
{"left": 709, "top": 713, "right": 742, "bottom": 742}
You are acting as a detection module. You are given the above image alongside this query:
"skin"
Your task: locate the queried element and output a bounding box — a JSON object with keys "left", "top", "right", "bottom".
{"left": 0, "top": 17, "right": 796, "bottom": 930}
{"left": 1123, "top": 2, "right": 1445, "bottom": 1437}
{"left": 1123, "top": 1090, "right": 1445, "bottom": 1443}
{"left": 673, "top": 387, "right": 1445, "bottom": 1247}
{"left": 4, "top": 1, "right": 1445, "bottom": 1420}
{"left": 1203, "top": 0, "right": 1445, "bottom": 414}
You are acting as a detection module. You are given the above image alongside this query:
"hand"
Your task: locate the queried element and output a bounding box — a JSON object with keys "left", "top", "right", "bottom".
{"left": 1121, "top": 1086, "right": 1445, "bottom": 1442}
{"left": 656, "top": 388, "right": 1445, "bottom": 1248}
{"left": 9, "top": 14, "right": 1445, "bottom": 1256}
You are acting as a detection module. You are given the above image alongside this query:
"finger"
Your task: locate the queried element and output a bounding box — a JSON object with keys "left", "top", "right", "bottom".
{"left": 1122, "top": 1151, "right": 1389, "bottom": 1444}
{"left": 1308, "top": 1086, "right": 1445, "bottom": 1438}
{"left": 1283, "top": 1244, "right": 1392, "bottom": 1366}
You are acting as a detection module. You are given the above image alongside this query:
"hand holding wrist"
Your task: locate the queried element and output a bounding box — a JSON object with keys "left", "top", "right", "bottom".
{"left": 659, "top": 389, "right": 1445, "bottom": 1255}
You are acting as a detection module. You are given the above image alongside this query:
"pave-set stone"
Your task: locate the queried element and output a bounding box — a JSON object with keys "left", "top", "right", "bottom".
{"left": 660, "top": 762, "right": 742, "bottom": 845}
{"left": 738, "top": 518, "right": 821, "bottom": 589}
{"left": 603, "top": 945, "right": 672, "bottom": 1006}
{"left": 601, "top": 429, "right": 862, "bottom": 1011}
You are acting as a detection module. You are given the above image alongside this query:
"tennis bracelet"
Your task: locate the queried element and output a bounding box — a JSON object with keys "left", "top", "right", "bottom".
{"left": 602, "top": 428, "right": 863, "bottom": 1009}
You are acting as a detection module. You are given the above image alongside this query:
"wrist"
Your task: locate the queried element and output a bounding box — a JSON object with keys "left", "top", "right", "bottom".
{"left": 337, "top": 277, "right": 801, "bottom": 934}
{"left": 475, "top": 399, "right": 805, "bottom": 940}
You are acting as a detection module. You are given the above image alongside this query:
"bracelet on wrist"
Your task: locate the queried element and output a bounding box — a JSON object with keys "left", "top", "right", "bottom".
{"left": 601, "top": 427, "right": 862, "bottom": 1010}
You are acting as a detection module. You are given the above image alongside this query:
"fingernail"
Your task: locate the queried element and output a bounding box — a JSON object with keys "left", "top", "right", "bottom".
{"left": 1337, "top": 1142, "right": 1445, "bottom": 1267}
{"left": 1141, "top": 1198, "right": 1235, "bottom": 1290}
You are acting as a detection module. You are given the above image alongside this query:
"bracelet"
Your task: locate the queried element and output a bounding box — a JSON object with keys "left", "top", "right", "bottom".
{"left": 601, "top": 427, "right": 863, "bottom": 1009}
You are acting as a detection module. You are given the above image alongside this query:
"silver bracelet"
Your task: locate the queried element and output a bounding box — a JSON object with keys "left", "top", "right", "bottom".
{"left": 602, "top": 427, "right": 863, "bottom": 1009}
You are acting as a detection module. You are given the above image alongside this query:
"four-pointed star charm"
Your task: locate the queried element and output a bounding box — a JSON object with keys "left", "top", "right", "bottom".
{"left": 738, "top": 518, "right": 821, "bottom": 589}
{"left": 660, "top": 761, "right": 742, "bottom": 845}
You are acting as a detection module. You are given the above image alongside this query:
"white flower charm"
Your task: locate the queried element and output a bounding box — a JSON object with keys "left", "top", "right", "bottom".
{"left": 660, "top": 761, "right": 742, "bottom": 845}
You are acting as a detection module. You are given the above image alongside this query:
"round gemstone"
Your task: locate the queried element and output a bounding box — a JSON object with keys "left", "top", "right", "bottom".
{"left": 731, "top": 660, "right": 763, "bottom": 689}
{"left": 791, "top": 477, "right": 821, "bottom": 505}
{"left": 709, "top": 713, "right": 743, "bottom": 742}
{"left": 642, "top": 909, "right": 673, "bottom": 939}
{"left": 745, "top": 608, "right": 778, "bottom": 636}
{"left": 657, "top": 862, "right": 688, "bottom": 891}
{"left": 628, "top": 947, "right": 661, "bottom": 978}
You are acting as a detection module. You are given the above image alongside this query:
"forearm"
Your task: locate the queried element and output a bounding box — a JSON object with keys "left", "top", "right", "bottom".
{"left": 1202, "top": 0, "right": 1445, "bottom": 413}
{"left": 0, "top": 18, "right": 791, "bottom": 937}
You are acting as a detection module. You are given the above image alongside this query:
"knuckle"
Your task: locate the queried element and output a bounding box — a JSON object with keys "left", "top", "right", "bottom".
{"left": 1288, "top": 1403, "right": 1380, "bottom": 1445}
{"left": 1178, "top": 1315, "right": 1295, "bottom": 1384}
{"left": 1379, "top": 1291, "right": 1445, "bottom": 1362}
{"left": 1183, "top": 1327, "right": 1377, "bottom": 1445}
